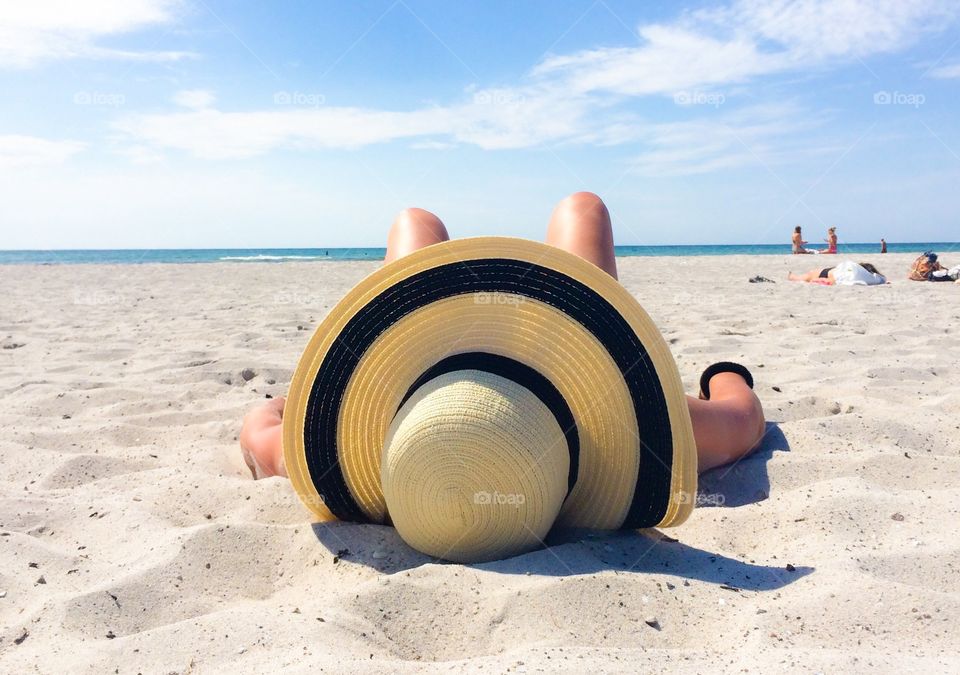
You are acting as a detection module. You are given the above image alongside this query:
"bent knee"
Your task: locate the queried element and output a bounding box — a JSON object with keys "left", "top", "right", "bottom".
{"left": 387, "top": 208, "right": 449, "bottom": 257}
{"left": 391, "top": 207, "right": 447, "bottom": 237}
{"left": 559, "top": 191, "right": 607, "bottom": 214}
{"left": 393, "top": 207, "right": 437, "bottom": 228}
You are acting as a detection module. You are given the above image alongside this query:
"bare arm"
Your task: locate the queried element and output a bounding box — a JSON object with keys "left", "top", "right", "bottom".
{"left": 239, "top": 397, "right": 286, "bottom": 478}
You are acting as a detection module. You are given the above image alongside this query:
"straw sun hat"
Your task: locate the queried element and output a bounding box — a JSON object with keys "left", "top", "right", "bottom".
{"left": 283, "top": 237, "right": 697, "bottom": 563}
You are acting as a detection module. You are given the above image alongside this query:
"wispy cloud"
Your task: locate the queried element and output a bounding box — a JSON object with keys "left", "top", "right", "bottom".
{"left": 0, "top": 135, "right": 85, "bottom": 168}
{"left": 111, "top": 0, "right": 957, "bottom": 164}
{"left": 534, "top": 0, "right": 958, "bottom": 97}
{"left": 114, "top": 85, "right": 597, "bottom": 158}
{"left": 0, "top": 0, "right": 195, "bottom": 68}
{"left": 927, "top": 59, "right": 960, "bottom": 79}
{"left": 172, "top": 89, "right": 216, "bottom": 109}
{"left": 626, "top": 103, "right": 834, "bottom": 176}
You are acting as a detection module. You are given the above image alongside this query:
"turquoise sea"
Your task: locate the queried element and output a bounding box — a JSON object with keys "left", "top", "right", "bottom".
{"left": 0, "top": 242, "right": 955, "bottom": 265}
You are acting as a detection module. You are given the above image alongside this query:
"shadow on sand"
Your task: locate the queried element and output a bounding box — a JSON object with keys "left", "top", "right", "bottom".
{"left": 313, "top": 520, "right": 807, "bottom": 591}
{"left": 697, "top": 422, "right": 790, "bottom": 508}
{"left": 310, "top": 422, "right": 805, "bottom": 588}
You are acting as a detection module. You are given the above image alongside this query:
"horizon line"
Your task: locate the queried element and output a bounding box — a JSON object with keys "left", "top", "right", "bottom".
{"left": 2, "top": 241, "right": 954, "bottom": 253}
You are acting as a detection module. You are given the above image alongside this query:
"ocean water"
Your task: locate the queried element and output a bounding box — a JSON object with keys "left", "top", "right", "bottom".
{"left": 0, "top": 242, "right": 955, "bottom": 265}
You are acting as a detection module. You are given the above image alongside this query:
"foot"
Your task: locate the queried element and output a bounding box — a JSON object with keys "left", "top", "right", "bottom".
{"left": 239, "top": 397, "right": 287, "bottom": 478}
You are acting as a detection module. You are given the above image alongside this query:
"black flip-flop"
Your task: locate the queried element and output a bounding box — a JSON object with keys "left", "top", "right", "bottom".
{"left": 699, "top": 362, "right": 754, "bottom": 400}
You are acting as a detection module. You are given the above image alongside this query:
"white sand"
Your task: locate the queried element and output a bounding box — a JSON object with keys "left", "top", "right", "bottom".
{"left": 1, "top": 253, "right": 958, "bottom": 673}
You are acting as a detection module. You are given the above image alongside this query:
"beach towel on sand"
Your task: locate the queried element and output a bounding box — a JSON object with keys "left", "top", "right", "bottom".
{"left": 832, "top": 260, "right": 886, "bottom": 286}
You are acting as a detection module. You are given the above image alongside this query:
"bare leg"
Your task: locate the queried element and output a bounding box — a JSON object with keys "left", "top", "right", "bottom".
{"left": 545, "top": 192, "right": 618, "bottom": 279}
{"left": 788, "top": 268, "right": 835, "bottom": 283}
{"left": 385, "top": 207, "right": 450, "bottom": 263}
{"left": 543, "top": 192, "right": 764, "bottom": 472}
{"left": 240, "top": 208, "right": 449, "bottom": 479}
{"left": 788, "top": 269, "right": 820, "bottom": 282}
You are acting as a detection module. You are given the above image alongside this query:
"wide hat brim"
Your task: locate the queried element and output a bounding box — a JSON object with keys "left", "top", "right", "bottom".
{"left": 283, "top": 236, "right": 697, "bottom": 532}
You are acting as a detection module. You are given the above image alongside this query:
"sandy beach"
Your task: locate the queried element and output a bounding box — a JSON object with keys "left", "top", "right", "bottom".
{"left": 1, "top": 252, "right": 958, "bottom": 673}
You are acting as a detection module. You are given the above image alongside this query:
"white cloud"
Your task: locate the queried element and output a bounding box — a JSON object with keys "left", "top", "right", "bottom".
{"left": 409, "top": 140, "right": 458, "bottom": 151}
{"left": 173, "top": 89, "right": 216, "bottom": 109}
{"left": 111, "top": 0, "right": 957, "bottom": 162}
{"left": 626, "top": 104, "right": 833, "bottom": 176}
{"left": 114, "top": 86, "right": 595, "bottom": 158}
{"left": 533, "top": 25, "right": 781, "bottom": 96}
{"left": 728, "top": 0, "right": 955, "bottom": 59}
{"left": 0, "top": 135, "right": 85, "bottom": 168}
{"left": 115, "top": 108, "right": 445, "bottom": 159}
{"left": 0, "top": 0, "right": 194, "bottom": 67}
{"left": 927, "top": 60, "right": 960, "bottom": 79}
{"left": 534, "top": 0, "right": 958, "bottom": 96}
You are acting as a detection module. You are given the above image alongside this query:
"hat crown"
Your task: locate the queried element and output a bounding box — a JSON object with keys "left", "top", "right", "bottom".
{"left": 381, "top": 369, "right": 569, "bottom": 563}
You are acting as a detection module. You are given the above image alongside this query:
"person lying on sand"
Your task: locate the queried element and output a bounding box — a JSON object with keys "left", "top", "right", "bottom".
{"left": 240, "top": 192, "right": 766, "bottom": 486}
{"left": 788, "top": 260, "right": 885, "bottom": 285}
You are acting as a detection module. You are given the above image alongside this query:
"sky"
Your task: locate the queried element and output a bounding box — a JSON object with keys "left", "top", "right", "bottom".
{"left": 1, "top": 0, "right": 959, "bottom": 249}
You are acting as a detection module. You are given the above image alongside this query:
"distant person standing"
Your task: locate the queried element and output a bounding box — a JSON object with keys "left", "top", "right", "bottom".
{"left": 792, "top": 226, "right": 812, "bottom": 254}
{"left": 880, "top": 238, "right": 887, "bottom": 254}
{"left": 820, "top": 227, "right": 838, "bottom": 254}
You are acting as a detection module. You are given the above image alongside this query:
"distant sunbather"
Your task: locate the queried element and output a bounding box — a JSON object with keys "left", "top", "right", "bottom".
{"left": 788, "top": 260, "right": 885, "bottom": 285}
